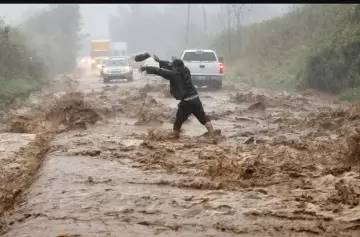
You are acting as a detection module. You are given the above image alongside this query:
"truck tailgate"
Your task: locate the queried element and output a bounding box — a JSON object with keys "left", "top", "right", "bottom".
{"left": 185, "top": 62, "right": 220, "bottom": 75}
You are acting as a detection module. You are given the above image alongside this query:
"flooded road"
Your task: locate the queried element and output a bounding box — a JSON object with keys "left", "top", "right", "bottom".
{"left": 2, "top": 70, "right": 360, "bottom": 236}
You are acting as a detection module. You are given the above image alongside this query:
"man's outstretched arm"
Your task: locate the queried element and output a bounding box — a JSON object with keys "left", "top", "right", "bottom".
{"left": 153, "top": 55, "right": 172, "bottom": 70}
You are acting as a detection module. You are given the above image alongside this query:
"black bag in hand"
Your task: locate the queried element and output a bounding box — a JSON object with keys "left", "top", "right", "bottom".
{"left": 134, "top": 52, "right": 150, "bottom": 62}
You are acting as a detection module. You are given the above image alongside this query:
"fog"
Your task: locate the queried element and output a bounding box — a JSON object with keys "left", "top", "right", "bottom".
{"left": 0, "top": 4, "right": 291, "bottom": 59}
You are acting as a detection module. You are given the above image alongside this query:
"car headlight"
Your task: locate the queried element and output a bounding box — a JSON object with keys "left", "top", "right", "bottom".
{"left": 92, "top": 59, "right": 96, "bottom": 64}
{"left": 123, "top": 66, "right": 130, "bottom": 72}
{"left": 103, "top": 68, "right": 108, "bottom": 73}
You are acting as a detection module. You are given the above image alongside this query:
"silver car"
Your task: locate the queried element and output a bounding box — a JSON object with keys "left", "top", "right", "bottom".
{"left": 102, "top": 57, "right": 133, "bottom": 83}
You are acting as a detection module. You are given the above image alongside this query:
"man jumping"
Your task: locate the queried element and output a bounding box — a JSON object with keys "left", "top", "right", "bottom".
{"left": 139, "top": 55, "right": 217, "bottom": 142}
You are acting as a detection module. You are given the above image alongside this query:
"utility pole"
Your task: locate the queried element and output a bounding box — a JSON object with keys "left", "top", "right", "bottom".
{"left": 202, "top": 5, "right": 207, "bottom": 37}
{"left": 226, "top": 5, "right": 232, "bottom": 56}
{"left": 185, "top": 4, "right": 190, "bottom": 45}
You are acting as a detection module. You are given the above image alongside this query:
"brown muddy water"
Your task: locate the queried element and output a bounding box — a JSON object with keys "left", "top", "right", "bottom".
{"left": 1, "top": 70, "right": 360, "bottom": 237}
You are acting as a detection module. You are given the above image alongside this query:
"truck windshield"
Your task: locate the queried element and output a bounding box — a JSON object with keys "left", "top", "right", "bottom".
{"left": 182, "top": 51, "right": 217, "bottom": 62}
{"left": 106, "top": 59, "right": 129, "bottom": 67}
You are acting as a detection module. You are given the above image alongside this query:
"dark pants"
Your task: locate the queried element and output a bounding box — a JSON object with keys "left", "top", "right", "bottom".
{"left": 173, "top": 97, "right": 210, "bottom": 130}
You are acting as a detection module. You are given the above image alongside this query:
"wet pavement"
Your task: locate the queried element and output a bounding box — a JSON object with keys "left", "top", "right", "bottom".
{"left": 1, "top": 70, "right": 360, "bottom": 236}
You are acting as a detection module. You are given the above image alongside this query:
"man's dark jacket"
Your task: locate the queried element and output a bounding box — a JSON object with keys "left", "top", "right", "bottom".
{"left": 144, "top": 60, "right": 198, "bottom": 100}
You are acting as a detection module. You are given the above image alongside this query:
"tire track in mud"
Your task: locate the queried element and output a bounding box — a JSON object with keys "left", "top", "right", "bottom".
{"left": 2, "top": 73, "right": 360, "bottom": 236}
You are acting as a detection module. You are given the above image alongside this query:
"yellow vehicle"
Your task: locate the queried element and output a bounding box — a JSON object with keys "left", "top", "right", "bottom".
{"left": 91, "top": 39, "right": 110, "bottom": 69}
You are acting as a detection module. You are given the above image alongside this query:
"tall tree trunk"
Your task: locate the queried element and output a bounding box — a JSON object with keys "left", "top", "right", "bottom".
{"left": 226, "top": 6, "right": 232, "bottom": 57}
{"left": 202, "top": 5, "right": 207, "bottom": 37}
{"left": 185, "top": 4, "right": 190, "bottom": 45}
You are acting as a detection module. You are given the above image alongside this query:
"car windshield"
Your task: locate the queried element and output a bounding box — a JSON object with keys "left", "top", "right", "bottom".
{"left": 182, "top": 51, "right": 217, "bottom": 62}
{"left": 106, "top": 59, "right": 128, "bottom": 67}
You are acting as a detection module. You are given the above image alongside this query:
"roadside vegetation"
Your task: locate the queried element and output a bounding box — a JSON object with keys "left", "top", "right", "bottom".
{"left": 213, "top": 4, "right": 360, "bottom": 99}
{"left": 0, "top": 4, "right": 82, "bottom": 109}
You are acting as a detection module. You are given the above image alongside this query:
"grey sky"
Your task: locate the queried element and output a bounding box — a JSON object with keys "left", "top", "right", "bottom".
{"left": 0, "top": 4, "right": 291, "bottom": 57}
{"left": 0, "top": 4, "right": 291, "bottom": 38}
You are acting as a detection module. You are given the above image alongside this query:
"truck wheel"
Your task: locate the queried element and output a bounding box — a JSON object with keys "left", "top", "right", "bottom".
{"left": 103, "top": 78, "right": 110, "bottom": 84}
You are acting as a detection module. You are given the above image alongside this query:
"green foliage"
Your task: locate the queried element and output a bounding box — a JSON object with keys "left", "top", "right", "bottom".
{"left": 0, "top": 18, "right": 47, "bottom": 106}
{"left": 339, "top": 87, "right": 360, "bottom": 101}
{"left": 20, "top": 4, "right": 82, "bottom": 74}
{"left": 302, "top": 42, "right": 360, "bottom": 93}
{"left": 213, "top": 4, "right": 360, "bottom": 97}
{"left": 0, "top": 4, "right": 82, "bottom": 108}
{"left": 300, "top": 5, "right": 360, "bottom": 94}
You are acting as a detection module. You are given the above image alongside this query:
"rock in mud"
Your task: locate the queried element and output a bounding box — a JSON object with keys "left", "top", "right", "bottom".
{"left": 239, "top": 131, "right": 255, "bottom": 137}
{"left": 248, "top": 101, "right": 265, "bottom": 111}
{"left": 244, "top": 137, "right": 255, "bottom": 144}
{"left": 329, "top": 179, "right": 360, "bottom": 207}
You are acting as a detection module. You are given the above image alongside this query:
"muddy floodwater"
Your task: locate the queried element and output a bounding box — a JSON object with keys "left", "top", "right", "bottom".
{"left": 1, "top": 70, "right": 360, "bottom": 237}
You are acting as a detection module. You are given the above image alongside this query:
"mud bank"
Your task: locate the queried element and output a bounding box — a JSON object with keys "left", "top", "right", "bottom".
{"left": 0, "top": 133, "right": 37, "bottom": 212}
{"left": 0, "top": 75, "right": 98, "bottom": 233}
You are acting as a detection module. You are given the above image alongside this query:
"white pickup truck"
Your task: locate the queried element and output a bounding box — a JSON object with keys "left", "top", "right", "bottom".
{"left": 174, "top": 49, "right": 224, "bottom": 89}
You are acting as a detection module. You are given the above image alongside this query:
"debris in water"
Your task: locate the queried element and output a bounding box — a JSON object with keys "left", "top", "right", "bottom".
{"left": 244, "top": 137, "right": 255, "bottom": 144}
{"left": 44, "top": 92, "right": 101, "bottom": 131}
{"left": 248, "top": 101, "right": 265, "bottom": 111}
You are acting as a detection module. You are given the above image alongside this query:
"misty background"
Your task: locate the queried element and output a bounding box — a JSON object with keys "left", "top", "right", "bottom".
{"left": 0, "top": 4, "right": 291, "bottom": 59}
{"left": 2, "top": 4, "right": 359, "bottom": 107}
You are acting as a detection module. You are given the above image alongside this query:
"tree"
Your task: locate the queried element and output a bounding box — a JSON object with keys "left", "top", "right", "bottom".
{"left": 217, "top": 4, "right": 252, "bottom": 58}
{"left": 20, "top": 4, "right": 82, "bottom": 74}
{"left": 230, "top": 4, "right": 251, "bottom": 53}
{"left": 0, "top": 17, "right": 48, "bottom": 105}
